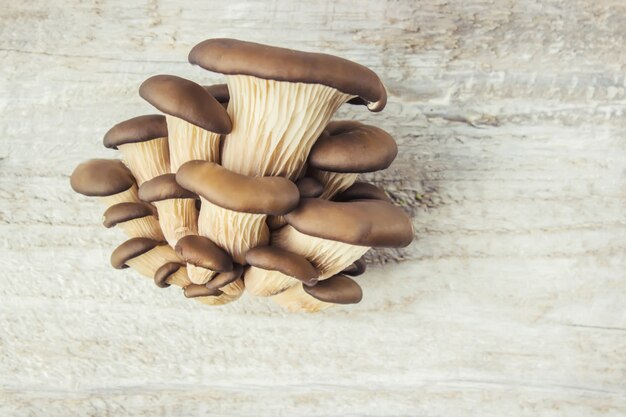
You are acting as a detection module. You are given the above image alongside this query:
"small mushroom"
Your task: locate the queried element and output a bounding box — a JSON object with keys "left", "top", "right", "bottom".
{"left": 154, "top": 262, "right": 191, "bottom": 288}
{"left": 102, "top": 202, "right": 164, "bottom": 241}
{"left": 70, "top": 159, "right": 139, "bottom": 207}
{"left": 139, "top": 75, "right": 231, "bottom": 172}
{"left": 243, "top": 246, "right": 318, "bottom": 297}
{"left": 273, "top": 273, "right": 363, "bottom": 312}
{"left": 176, "top": 161, "right": 299, "bottom": 264}
{"left": 175, "top": 235, "right": 233, "bottom": 285}
{"left": 138, "top": 174, "right": 198, "bottom": 248}
{"left": 308, "top": 121, "right": 397, "bottom": 199}
{"left": 102, "top": 115, "right": 170, "bottom": 185}
{"left": 189, "top": 38, "right": 386, "bottom": 179}
{"left": 334, "top": 181, "right": 392, "bottom": 203}
{"left": 341, "top": 257, "right": 367, "bottom": 276}
{"left": 111, "top": 237, "right": 181, "bottom": 278}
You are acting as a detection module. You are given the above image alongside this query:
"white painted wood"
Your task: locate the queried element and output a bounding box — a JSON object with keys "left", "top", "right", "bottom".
{"left": 1, "top": 0, "right": 625, "bottom": 415}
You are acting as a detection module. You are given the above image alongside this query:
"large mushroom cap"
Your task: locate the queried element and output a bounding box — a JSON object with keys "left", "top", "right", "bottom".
{"left": 111, "top": 237, "right": 160, "bottom": 269}
{"left": 103, "top": 202, "right": 156, "bottom": 228}
{"left": 176, "top": 161, "right": 300, "bottom": 215}
{"left": 308, "top": 121, "right": 397, "bottom": 173}
{"left": 246, "top": 246, "right": 318, "bottom": 285}
{"left": 284, "top": 198, "right": 414, "bottom": 247}
{"left": 302, "top": 273, "right": 363, "bottom": 304}
{"left": 175, "top": 235, "right": 233, "bottom": 272}
{"left": 103, "top": 115, "right": 168, "bottom": 149}
{"left": 70, "top": 159, "right": 135, "bottom": 197}
{"left": 188, "top": 38, "right": 387, "bottom": 112}
{"left": 139, "top": 74, "right": 232, "bottom": 134}
{"left": 154, "top": 262, "right": 183, "bottom": 288}
{"left": 295, "top": 177, "right": 324, "bottom": 198}
{"left": 203, "top": 83, "right": 229, "bottom": 103}
{"left": 138, "top": 174, "right": 196, "bottom": 202}
{"left": 334, "top": 182, "right": 391, "bottom": 203}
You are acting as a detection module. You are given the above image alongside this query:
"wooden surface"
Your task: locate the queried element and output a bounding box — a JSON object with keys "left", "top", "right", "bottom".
{"left": 1, "top": 0, "right": 625, "bottom": 415}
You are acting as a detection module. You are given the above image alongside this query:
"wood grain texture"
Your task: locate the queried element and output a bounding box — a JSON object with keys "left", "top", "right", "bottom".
{"left": 1, "top": 0, "right": 625, "bottom": 416}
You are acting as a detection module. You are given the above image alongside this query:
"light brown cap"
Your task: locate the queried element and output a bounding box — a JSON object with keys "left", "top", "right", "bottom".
{"left": 103, "top": 202, "right": 157, "bottom": 228}
{"left": 175, "top": 235, "right": 232, "bottom": 272}
{"left": 308, "top": 121, "right": 397, "bottom": 173}
{"left": 303, "top": 274, "right": 363, "bottom": 304}
{"left": 246, "top": 246, "right": 318, "bottom": 286}
{"left": 342, "top": 258, "right": 367, "bottom": 277}
{"left": 176, "top": 161, "right": 299, "bottom": 215}
{"left": 111, "top": 237, "right": 161, "bottom": 269}
{"left": 70, "top": 159, "right": 135, "bottom": 197}
{"left": 188, "top": 38, "right": 387, "bottom": 112}
{"left": 103, "top": 115, "right": 168, "bottom": 149}
{"left": 334, "top": 182, "right": 391, "bottom": 203}
{"left": 139, "top": 74, "right": 232, "bottom": 134}
{"left": 183, "top": 284, "right": 223, "bottom": 298}
{"left": 285, "top": 198, "right": 413, "bottom": 247}
{"left": 203, "top": 83, "right": 230, "bottom": 103}
{"left": 295, "top": 177, "right": 324, "bottom": 198}
{"left": 138, "top": 174, "right": 196, "bottom": 202}
{"left": 205, "top": 264, "right": 244, "bottom": 291}
{"left": 154, "top": 262, "right": 183, "bottom": 288}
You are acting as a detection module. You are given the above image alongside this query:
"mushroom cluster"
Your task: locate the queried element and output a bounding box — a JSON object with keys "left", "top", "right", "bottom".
{"left": 70, "top": 38, "right": 413, "bottom": 312}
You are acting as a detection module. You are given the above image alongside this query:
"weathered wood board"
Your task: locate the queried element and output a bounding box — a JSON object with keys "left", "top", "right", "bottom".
{"left": 0, "top": 0, "right": 625, "bottom": 415}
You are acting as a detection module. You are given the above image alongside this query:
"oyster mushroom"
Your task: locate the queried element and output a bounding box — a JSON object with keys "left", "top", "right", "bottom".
{"left": 188, "top": 38, "right": 387, "bottom": 179}
{"left": 273, "top": 198, "right": 413, "bottom": 281}
{"left": 183, "top": 265, "right": 245, "bottom": 306}
{"left": 70, "top": 159, "right": 139, "bottom": 207}
{"left": 341, "top": 257, "right": 367, "bottom": 276}
{"left": 102, "top": 202, "right": 164, "bottom": 241}
{"left": 334, "top": 181, "right": 392, "bottom": 203}
{"left": 308, "top": 121, "right": 397, "bottom": 199}
{"left": 244, "top": 246, "right": 318, "bottom": 297}
{"left": 138, "top": 174, "right": 198, "bottom": 248}
{"left": 176, "top": 160, "right": 299, "bottom": 264}
{"left": 139, "top": 75, "right": 231, "bottom": 172}
{"left": 102, "top": 114, "right": 170, "bottom": 185}
{"left": 175, "top": 235, "right": 232, "bottom": 285}
{"left": 111, "top": 237, "right": 181, "bottom": 279}
{"left": 273, "top": 273, "right": 363, "bottom": 312}
{"left": 154, "top": 262, "right": 192, "bottom": 288}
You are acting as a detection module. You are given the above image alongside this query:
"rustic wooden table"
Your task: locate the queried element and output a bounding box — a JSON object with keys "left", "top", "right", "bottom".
{"left": 1, "top": 1, "right": 625, "bottom": 416}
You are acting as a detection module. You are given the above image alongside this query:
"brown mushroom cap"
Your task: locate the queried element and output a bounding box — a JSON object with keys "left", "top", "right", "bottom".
{"left": 205, "top": 264, "right": 244, "bottom": 291}
{"left": 103, "top": 115, "right": 168, "bottom": 149}
{"left": 102, "top": 202, "right": 157, "bottom": 228}
{"left": 245, "top": 246, "right": 318, "bottom": 285}
{"left": 203, "top": 83, "right": 230, "bottom": 103}
{"left": 138, "top": 174, "right": 196, "bottom": 202}
{"left": 284, "top": 198, "right": 413, "bottom": 247}
{"left": 334, "top": 182, "right": 391, "bottom": 203}
{"left": 302, "top": 274, "right": 363, "bottom": 304}
{"left": 342, "top": 258, "right": 367, "bottom": 277}
{"left": 139, "top": 74, "right": 232, "bottom": 134}
{"left": 295, "top": 177, "right": 324, "bottom": 198}
{"left": 188, "top": 38, "right": 387, "bottom": 112}
{"left": 70, "top": 159, "right": 135, "bottom": 197}
{"left": 174, "top": 235, "right": 233, "bottom": 272}
{"left": 176, "top": 161, "right": 300, "bottom": 215}
{"left": 154, "top": 262, "right": 183, "bottom": 288}
{"left": 111, "top": 237, "right": 161, "bottom": 269}
{"left": 184, "top": 284, "right": 223, "bottom": 298}
{"left": 308, "top": 121, "right": 397, "bottom": 173}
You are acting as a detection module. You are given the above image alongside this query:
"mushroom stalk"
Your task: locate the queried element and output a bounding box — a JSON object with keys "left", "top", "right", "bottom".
{"left": 186, "top": 263, "right": 216, "bottom": 285}
{"left": 124, "top": 245, "right": 181, "bottom": 277}
{"left": 118, "top": 138, "right": 170, "bottom": 185}
{"left": 244, "top": 268, "right": 297, "bottom": 297}
{"left": 152, "top": 198, "right": 198, "bottom": 248}
{"left": 165, "top": 115, "right": 221, "bottom": 172}
{"left": 272, "top": 284, "right": 334, "bottom": 313}
{"left": 309, "top": 169, "right": 358, "bottom": 200}
{"left": 100, "top": 184, "right": 139, "bottom": 207}
{"left": 116, "top": 217, "right": 164, "bottom": 241}
{"left": 221, "top": 75, "right": 351, "bottom": 179}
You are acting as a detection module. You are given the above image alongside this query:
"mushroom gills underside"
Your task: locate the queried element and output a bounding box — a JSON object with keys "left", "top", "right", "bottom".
{"left": 124, "top": 245, "right": 181, "bottom": 277}
{"left": 309, "top": 169, "right": 359, "bottom": 200}
{"left": 272, "top": 284, "right": 333, "bottom": 313}
{"left": 118, "top": 137, "right": 170, "bottom": 185}
{"left": 99, "top": 184, "right": 139, "bottom": 207}
{"left": 153, "top": 198, "right": 198, "bottom": 248}
{"left": 186, "top": 263, "right": 216, "bottom": 285}
{"left": 244, "top": 267, "right": 300, "bottom": 297}
{"left": 116, "top": 216, "right": 164, "bottom": 241}
{"left": 221, "top": 74, "right": 352, "bottom": 179}
{"left": 166, "top": 115, "right": 221, "bottom": 172}
{"left": 198, "top": 198, "right": 269, "bottom": 264}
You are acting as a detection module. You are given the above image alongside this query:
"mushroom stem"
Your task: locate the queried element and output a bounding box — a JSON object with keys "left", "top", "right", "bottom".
{"left": 198, "top": 197, "right": 269, "bottom": 264}
{"left": 221, "top": 75, "right": 351, "bottom": 179}
{"left": 116, "top": 217, "right": 164, "bottom": 241}
{"left": 152, "top": 199, "right": 198, "bottom": 248}
{"left": 272, "top": 284, "right": 334, "bottom": 313}
{"left": 186, "top": 263, "right": 216, "bottom": 285}
{"left": 272, "top": 225, "right": 369, "bottom": 279}
{"left": 118, "top": 138, "right": 170, "bottom": 185}
{"left": 166, "top": 115, "right": 221, "bottom": 172}
{"left": 244, "top": 268, "right": 297, "bottom": 297}
{"left": 309, "top": 169, "right": 359, "bottom": 200}
{"left": 124, "top": 245, "right": 181, "bottom": 277}
{"left": 99, "top": 184, "right": 139, "bottom": 207}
